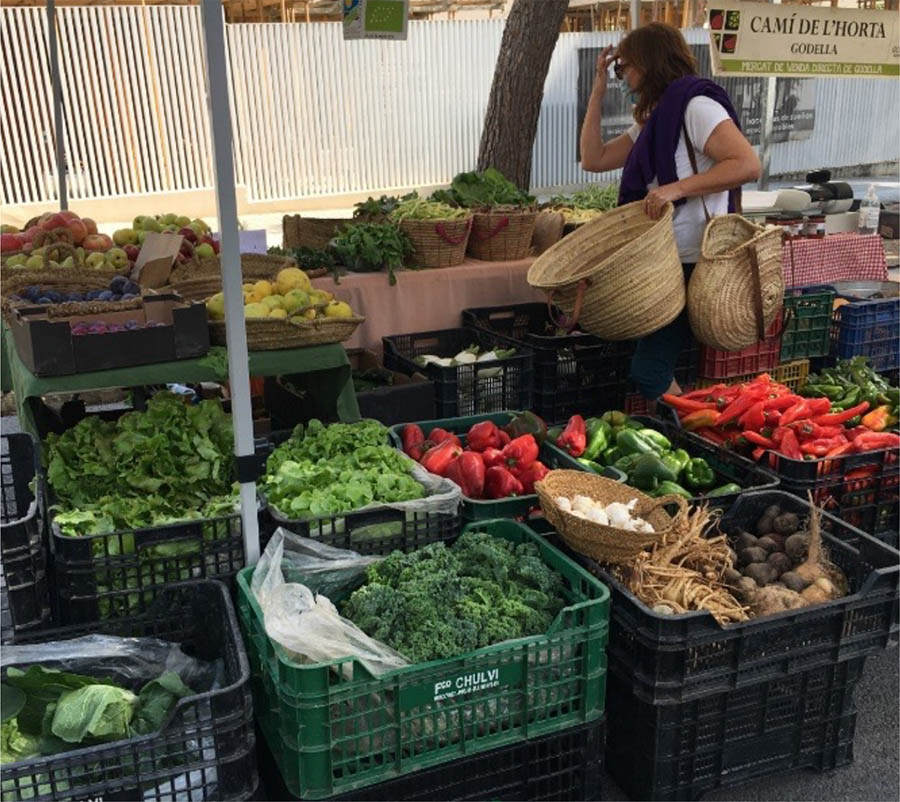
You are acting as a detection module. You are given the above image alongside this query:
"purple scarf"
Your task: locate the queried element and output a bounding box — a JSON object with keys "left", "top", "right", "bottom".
{"left": 618, "top": 76, "right": 741, "bottom": 210}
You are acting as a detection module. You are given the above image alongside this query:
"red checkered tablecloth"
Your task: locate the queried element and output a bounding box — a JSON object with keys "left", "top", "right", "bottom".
{"left": 782, "top": 233, "right": 888, "bottom": 287}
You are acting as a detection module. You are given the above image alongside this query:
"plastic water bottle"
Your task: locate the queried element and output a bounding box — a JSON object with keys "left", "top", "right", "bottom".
{"left": 857, "top": 185, "right": 881, "bottom": 236}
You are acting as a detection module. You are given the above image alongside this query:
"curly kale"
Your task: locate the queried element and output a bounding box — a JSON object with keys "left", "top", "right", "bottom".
{"left": 341, "top": 532, "right": 566, "bottom": 663}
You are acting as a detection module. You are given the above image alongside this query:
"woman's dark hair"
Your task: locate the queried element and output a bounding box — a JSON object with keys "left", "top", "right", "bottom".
{"left": 617, "top": 22, "right": 698, "bottom": 124}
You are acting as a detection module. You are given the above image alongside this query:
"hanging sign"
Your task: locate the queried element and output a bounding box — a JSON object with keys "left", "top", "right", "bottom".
{"left": 708, "top": 0, "right": 899, "bottom": 78}
{"left": 343, "top": 0, "right": 409, "bottom": 41}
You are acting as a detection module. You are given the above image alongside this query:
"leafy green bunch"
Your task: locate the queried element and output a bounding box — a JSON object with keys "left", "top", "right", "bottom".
{"left": 352, "top": 193, "right": 416, "bottom": 222}
{"left": 342, "top": 531, "right": 566, "bottom": 663}
{"left": 331, "top": 223, "right": 412, "bottom": 286}
{"left": 263, "top": 419, "right": 424, "bottom": 519}
{"left": 429, "top": 168, "right": 535, "bottom": 209}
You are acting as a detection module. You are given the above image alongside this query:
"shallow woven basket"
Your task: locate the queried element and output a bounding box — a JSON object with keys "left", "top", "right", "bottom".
{"left": 208, "top": 314, "right": 363, "bottom": 350}
{"left": 527, "top": 201, "right": 684, "bottom": 341}
{"left": 467, "top": 208, "right": 537, "bottom": 261}
{"left": 1, "top": 269, "right": 111, "bottom": 301}
{"left": 283, "top": 215, "right": 352, "bottom": 250}
{"left": 535, "top": 470, "right": 685, "bottom": 565}
{"left": 687, "top": 216, "right": 785, "bottom": 352}
{"left": 170, "top": 252, "right": 297, "bottom": 284}
{"left": 400, "top": 216, "right": 472, "bottom": 268}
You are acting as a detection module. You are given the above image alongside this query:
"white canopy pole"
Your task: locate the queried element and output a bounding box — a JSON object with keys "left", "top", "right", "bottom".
{"left": 199, "top": 0, "right": 260, "bottom": 563}
{"left": 45, "top": 0, "right": 67, "bottom": 209}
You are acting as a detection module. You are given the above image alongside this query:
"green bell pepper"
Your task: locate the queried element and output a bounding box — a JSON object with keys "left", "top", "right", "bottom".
{"left": 704, "top": 482, "right": 742, "bottom": 498}
{"left": 629, "top": 453, "right": 677, "bottom": 492}
{"left": 583, "top": 418, "right": 613, "bottom": 461}
{"left": 616, "top": 428, "right": 664, "bottom": 457}
{"left": 651, "top": 480, "right": 693, "bottom": 500}
{"left": 660, "top": 448, "right": 690, "bottom": 480}
{"left": 600, "top": 410, "right": 629, "bottom": 428}
{"left": 614, "top": 454, "right": 639, "bottom": 475}
{"left": 601, "top": 446, "right": 622, "bottom": 466}
{"left": 637, "top": 428, "right": 671, "bottom": 452}
{"left": 683, "top": 457, "right": 716, "bottom": 490}
{"left": 547, "top": 425, "right": 563, "bottom": 443}
{"left": 577, "top": 458, "right": 604, "bottom": 474}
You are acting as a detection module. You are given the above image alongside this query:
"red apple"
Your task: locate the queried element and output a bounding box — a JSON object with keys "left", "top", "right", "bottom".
{"left": 41, "top": 212, "right": 70, "bottom": 231}
{"left": 83, "top": 233, "right": 113, "bottom": 252}
{"left": 178, "top": 227, "right": 198, "bottom": 244}
{"left": 59, "top": 210, "right": 79, "bottom": 222}
{"left": 179, "top": 240, "right": 195, "bottom": 258}
{"left": 1, "top": 233, "right": 24, "bottom": 252}
{"left": 82, "top": 218, "right": 98, "bottom": 235}
{"left": 123, "top": 244, "right": 140, "bottom": 261}
{"left": 65, "top": 218, "right": 88, "bottom": 244}
{"left": 22, "top": 225, "right": 43, "bottom": 243}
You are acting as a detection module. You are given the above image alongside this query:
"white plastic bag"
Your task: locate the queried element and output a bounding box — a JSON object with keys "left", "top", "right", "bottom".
{"left": 250, "top": 528, "right": 408, "bottom": 677}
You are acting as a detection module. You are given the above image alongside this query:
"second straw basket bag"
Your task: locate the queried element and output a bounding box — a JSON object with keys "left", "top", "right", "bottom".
{"left": 687, "top": 215, "right": 785, "bottom": 352}
{"left": 527, "top": 201, "right": 684, "bottom": 340}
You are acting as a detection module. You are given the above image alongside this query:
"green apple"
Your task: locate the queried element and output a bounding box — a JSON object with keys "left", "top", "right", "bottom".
{"left": 175, "top": 215, "right": 191, "bottom": 228}
{"left": 60, "top": 256, "right": 74, "bottom": 268}
{"left": 142, "top": 217, "right": 163, "bottom": 233}
{"left": 85, "top": 252, "right": 107, "bottom": 269}
{"left": 195, "top": 243, "right": 215, "bottom": 260}
{"left": 105, "top": 247, "right": 129, "bottom": 269}
{"left": 161, "top": 213, "right": 178, "bottom": 225}
{"left": 137, "top": 230, "right": 148, "bottom": 244}
{"left": 25, "top": 254, "right": 44, "bottom": 269}
{"left": 113, "top": 228, "right": 138, "bottom": 246}
{"left": 190, "top": 218, "right": 210, "bottom": 234}
{"left": 48, "top": 261, "right": 59, "bottom": 269}
{"left": 5, "top": 253, "right": 27, "bottom": 267}
{"left": 133, "top": 215, "right": 147, "bottom": 230}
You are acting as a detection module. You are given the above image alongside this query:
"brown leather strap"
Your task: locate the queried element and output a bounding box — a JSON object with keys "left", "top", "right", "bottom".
{"left": 682, "top": 120, "right": 712, "bottom": 224}
{"left": 435, "top": 218, "right": 471, "bottom": 246}
{"left": 547, "top": 279, "right": 590, "bottom": 332}
{"left": 472, "top": 216, "right": 509, "bottom": 241}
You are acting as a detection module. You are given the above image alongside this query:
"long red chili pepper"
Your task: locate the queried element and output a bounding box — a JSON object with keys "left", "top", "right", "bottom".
{"left": 853, "top": 431, "right": 900, "bottom": 451}
{"left": 683, "top": 386, "right": 725, "bottom": 400}
{"left": 695, "top": 427, "right": 727, "bottom": 445}
{"left": 762, "top": 395, "right": 803, "bottom": 411}
{"left": 812, "top": 401, "right": 870, "bottom": 426}
{"left": 779, "top": 429, "right": 803, "bottom": 460}
{"left": 743, "top": 430, "right": 775, "bottom": 448}
{"left": 661, "top": 394, "right": 718, "bottom": 413}
{"left": 779, "top": 400, "right": 812, "bottom": 427}
{"left": 682, "top": 409, "right": 722, "bottom": 431}
{"left": 717, "top": 391, "right": 765, "bottom": 427}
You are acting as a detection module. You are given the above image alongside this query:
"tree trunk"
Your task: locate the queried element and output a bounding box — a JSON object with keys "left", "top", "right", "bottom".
{"left": 477, "top": 0, "right": 569, "bottom": 190}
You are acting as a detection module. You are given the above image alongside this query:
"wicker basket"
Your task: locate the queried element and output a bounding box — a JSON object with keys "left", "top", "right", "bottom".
{"left": 467, "top": 207, "right": 537, "bottom": 261}
{"left": 170, "top": 253, "right": 296, "bottom": 284}
{"left": 208, "top": 313, "right": 363, "bottom": 351}
{"left": 282, "top": 216, "right": 352, "bottom": 250}
{"left": 688, "top": 216, "right": 785, "bottom": 352}
{"left": 399, "top": 216, "right": 472, "bottom": 269}
{"left": 535, "top": 470, "right": 685, "bottom": 565}
{"left": 527, "top": 201, "right": 684, "bottom": 341}
{"left": 531, "top": 210, "right": 566, "bottom": 255}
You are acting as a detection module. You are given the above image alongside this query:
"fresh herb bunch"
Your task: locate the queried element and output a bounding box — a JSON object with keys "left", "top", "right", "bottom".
{"left": 429, "top": 168, "right": 535, "bottom": 209}
{"left": 331, "top": 222, "right": 412, "bottom": 286}
{"left": 353, "top": 193, "right": 416, "bottom": 222}
{"left": 342, "top": 531, "right": 566, "bottom": 663}
{"left": 263, "top": 419, "right": 424, "bottom": 518}
{"left": 267, "top": 245, "right": 336, "bottom": 271}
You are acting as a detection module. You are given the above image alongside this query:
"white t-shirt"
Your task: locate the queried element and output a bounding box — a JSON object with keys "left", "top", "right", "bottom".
{"left": 627, "top": 96, "right": 731, "bottom": 263}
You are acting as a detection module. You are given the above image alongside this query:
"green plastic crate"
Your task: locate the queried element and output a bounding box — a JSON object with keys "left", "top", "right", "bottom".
{"left": 236, "top": 519, "right": 610, "bottom": 800}
{"left": 388, "top": 412, "right": 626, "bottom": 521}
{"left": 780, "top": 288, "right": 835, "bottom": 361}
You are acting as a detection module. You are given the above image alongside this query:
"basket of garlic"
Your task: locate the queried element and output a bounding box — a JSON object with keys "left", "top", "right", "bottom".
{"left": 535, "top": 470, "right": 687, "bottom": 565}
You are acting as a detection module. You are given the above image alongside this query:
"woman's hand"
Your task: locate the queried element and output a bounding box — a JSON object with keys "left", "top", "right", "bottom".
{"left": 592, "top": 46, "right": 617, "bottom": 97}
{"left": 643, "top": 182, "right": 684, "bottom": 219}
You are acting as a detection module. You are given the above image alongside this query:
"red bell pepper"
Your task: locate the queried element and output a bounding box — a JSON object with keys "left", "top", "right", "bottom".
{"left": 779, "top": 428, "right": 803, "bottom": 460}
{"left": 429, "top": 428, "right": 463, "bottom": 449}
{"left": 466, "top": 420, "right": 502, "bottom": 452}
{"left": 556, "top": 415, "right": 587, "bottom": 457}
{"left": 743, "top": 430, "right": 775, "bottom": 448}
{"left": 481, "top": 447, "right": 505, "bottom": 469}
{"left": 445, "top": 451, "right": 486, "bottom": 499}
{"left": 852, "top": 431, "right": 900, "bottom": 452}
{"left": 845, "top": 425, "right": 871, "bottom": 442}
{"left": 503, "top": 434, "right": 539, "bottom": 469}
{"left": 420, "top": 440, "right": 463, "bottom": 476}
{"left": 811, "top": 401, "right": 871, "bottom": 427}
{"left": 484, "top": 465, "right": 524, "bottom": 499}
{"left": 682, "top": 409, "right": 722, "bottom": 431}
{"left": 661, "top": 394, "right": 718, "bottom": 413}
{"left": 408, "top": 440, "right": 431, "bottom": 462}
{"left": 497, "top": 430, "right": 511, "bottom": 447}
{"left": 401, "top": 424, "right": 425, "bottom": 457}
{"left": 511, "top": 459, "right": 549, "bottom": 495}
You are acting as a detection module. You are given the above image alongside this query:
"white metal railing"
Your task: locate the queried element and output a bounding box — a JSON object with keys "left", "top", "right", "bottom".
{"left": 1, "top": 8, "right": 897, "bottom": 206}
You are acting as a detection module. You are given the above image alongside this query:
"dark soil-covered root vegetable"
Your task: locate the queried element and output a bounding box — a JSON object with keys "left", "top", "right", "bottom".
{"left": 773, "top": 512, "right": 801, "bottom": 535}
{"left": 756, "top": 535, "right": 780, "bottom": 553}
{"left": 785, "top": 532, "right": 810, "bottom": 562}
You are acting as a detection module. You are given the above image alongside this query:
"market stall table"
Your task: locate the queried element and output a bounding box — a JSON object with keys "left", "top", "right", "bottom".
{"left": 783, "top": 232, "right": 888, "bottom": 287}
{"left": 312, "top": 256, "right": 543, "bottom": 353}
{"left": 0, "top": 331, "right": 360, "bottom": 437}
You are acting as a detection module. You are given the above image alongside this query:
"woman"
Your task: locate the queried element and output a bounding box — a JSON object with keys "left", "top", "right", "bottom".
{"left": 580, "top": 22, "right": 761, "bottom": 400}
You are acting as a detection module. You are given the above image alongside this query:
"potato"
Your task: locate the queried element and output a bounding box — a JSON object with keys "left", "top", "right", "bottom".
{"left": 756, "top": 515, "right": 774, "bottom": 536}
{"left": 785, "top": 532, "right": 810, "bottom": 563}
{"left": 764, "top": 504, "right": 782, "bottom": 520}
{"left": 773, "top": 512, "right": 801, "bottom": 535}
{"left": 736, "top": 532, "right": 759, "bottom": 552}
{"left": 723, "top": 567, "right": 743, "bottom": 585}
{"left": 739, "top": 546, "right": 769, "bottom": 566}
{"left": 745, "top": 562, "right": 778, "bottom": 587}
{"left": 779, "top": 571, "right": 809, "bottom": 593}
{"left": 736, "top": 576, "right": 758, "bottom": 598}
{"left": 767, "top": 533, "right": 786, "bottom": 551}
{"left": 756, "top": 536, "right": 779, "bottom": 553}
{"left": 767, "top": 552, "right": 792, "bottom": 577}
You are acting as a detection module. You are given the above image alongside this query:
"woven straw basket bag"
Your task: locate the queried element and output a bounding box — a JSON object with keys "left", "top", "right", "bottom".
{"left": 687, "top": 215, "right": 785, "bottom": 351}
{"left": 527, "top": 201, "right": 684, "bottom": 340}
{"left": 534, "top": 470, "right": 687, "bottom": 565}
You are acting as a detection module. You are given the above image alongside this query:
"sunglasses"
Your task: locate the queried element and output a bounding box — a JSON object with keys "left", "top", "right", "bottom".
{"left": 613, "top": 59, "right": 628, "bottom": 80}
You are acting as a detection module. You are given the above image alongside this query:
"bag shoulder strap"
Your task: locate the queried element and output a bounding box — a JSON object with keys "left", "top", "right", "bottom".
{"left": 682, "top": 118, "right": 743, "bottom": 217}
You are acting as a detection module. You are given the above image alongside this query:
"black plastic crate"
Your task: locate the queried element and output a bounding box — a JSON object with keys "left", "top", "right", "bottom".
{"left": 383, "top": 327, "right": 533, "bottom": 417}
{"left": 1, "top": 580, "right": 258, "bottom": 802}
{"left": 606, "top": 657, "right": 861, "bottom": 801}
{"left": 630, "top": 416, "right": 779, "bottom": 506}
{"left": 257, "top": 717, "right": 605, "bottom": 802}
{"left": 763, "top": 442, "right": 899, "bottom": 537}
{"left": 571, "top": 491, "right": 899, "bottom": 705}
{"left": 1, "top": 433, "right": 51, "bottom": 635}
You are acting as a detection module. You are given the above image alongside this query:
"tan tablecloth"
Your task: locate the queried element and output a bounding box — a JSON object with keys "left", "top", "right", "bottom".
{"left": 312, "top": 258, "right": 543, "bottom": 353}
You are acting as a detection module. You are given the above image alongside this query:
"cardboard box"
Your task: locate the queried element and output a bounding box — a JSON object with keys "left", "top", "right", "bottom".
{"left": 10, "top": 294, "right": 209, "bottom": 377}
{"left": 879, "top": 205, "right": 899, "bottom": 240}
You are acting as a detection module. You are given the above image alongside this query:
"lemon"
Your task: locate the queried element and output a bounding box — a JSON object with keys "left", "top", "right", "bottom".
{"left": 324, "top": 300, "right": 353, "bottom": 319}
{"left": 261, "top": 295, "right": 284, "bottom": 310}
{"left": 282, "top": 289, "right": 310, "bottom": 313}
{"left": 253, "top": 280, "right": 273, "bottom": 299}
{"left": 269, "top": 307, "right": 288, "bottom": 319}
{"left": 309, "top": 289, "right": 333, "bottom": 305}
{"left": 275, "top": 267, "right": 311, "bottom": 296}
{"left": 244, "top": 302, "right": 270, "bottom": 319}
{"left": 206, "top": 292, "right": 226, "bottom": 320}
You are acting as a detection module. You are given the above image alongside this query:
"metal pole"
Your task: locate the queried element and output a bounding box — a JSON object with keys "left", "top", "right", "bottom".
{"left": 199, "top": 0, "right": 260, "bottom": 563}
{"left": 46, "top": 0, "right": 67, "bottom": 209}
{"left": 758, "top": 0, "right": 781, "bottom": 190}
{"left": 629, "top": 0, "right": 640, "bottom": 28}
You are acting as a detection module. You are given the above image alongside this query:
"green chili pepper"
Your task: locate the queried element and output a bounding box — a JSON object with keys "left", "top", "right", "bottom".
{"left": 831, "top": 386, "right": 861, "bottom": 410}
{"left": 651, "top": 480, "right": 694, "bottom": 500}
{"left": 800, "top": 384, "right": 846, "bottom": 401}
{"left": 629, "top": 453, "right": 678, "bottom": 492}
{"left": 683, "top": 458, "right": 716, "bottom": 490}
{"left": 576, "top": 458, "right": 605, "bottom": 474}
{"left": 704, "top": 482, "right": 742, "bottom": 498}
